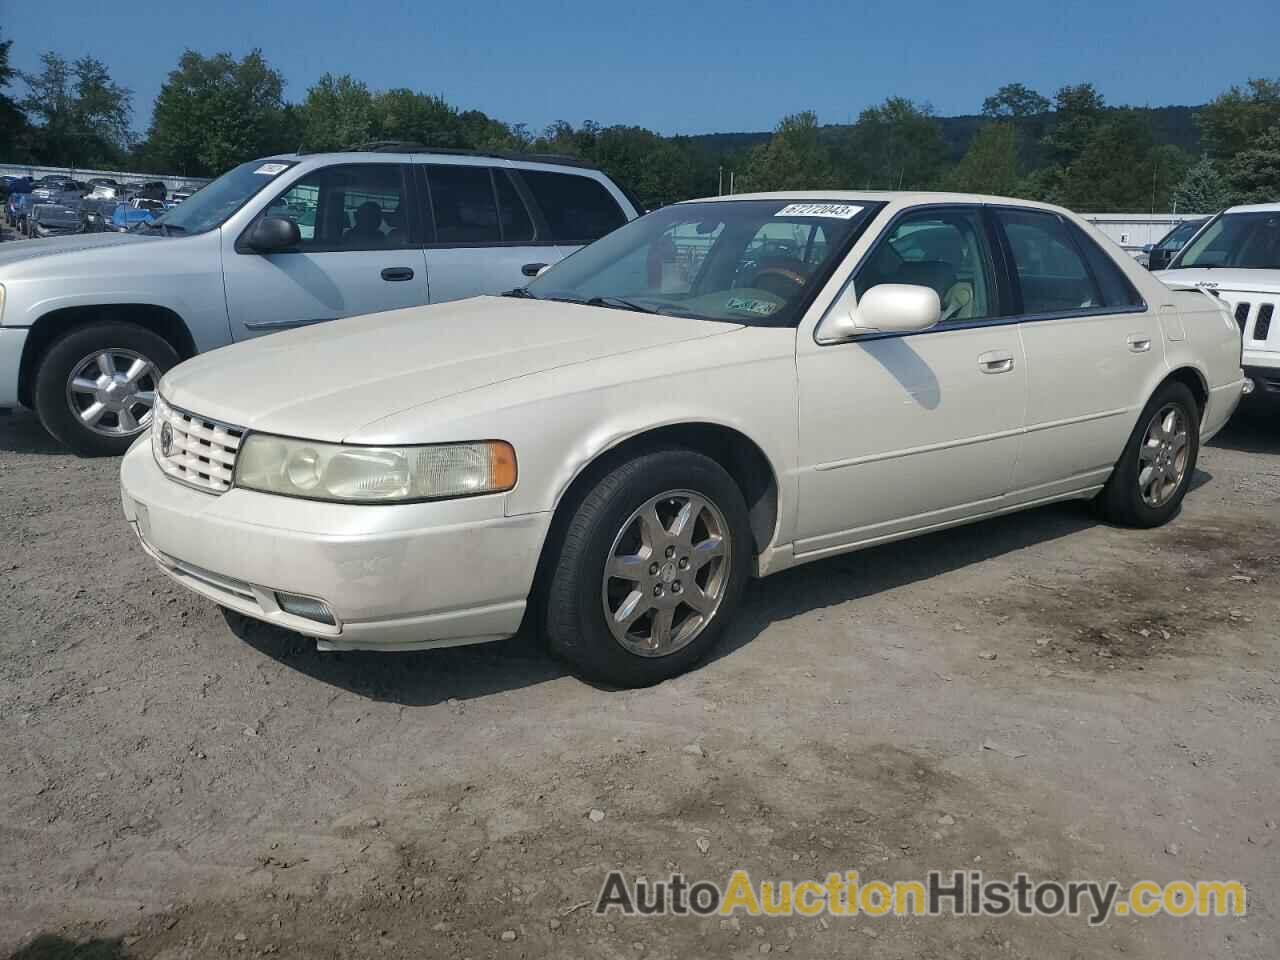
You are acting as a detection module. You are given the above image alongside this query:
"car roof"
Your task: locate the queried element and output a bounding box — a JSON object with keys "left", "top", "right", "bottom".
{"left": 680, "top": 190, "right": 1073, "bottom": 214}
{"left": 265, "top": 148, "right": 610, "bottom": 175}
{"left": 1225, "top": 202, "right": 1280, "bottom": 214}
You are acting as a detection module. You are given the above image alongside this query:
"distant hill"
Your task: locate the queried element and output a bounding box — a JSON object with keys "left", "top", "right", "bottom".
{"left": 685, "top": 104, "right": 1203, "bottom": 160}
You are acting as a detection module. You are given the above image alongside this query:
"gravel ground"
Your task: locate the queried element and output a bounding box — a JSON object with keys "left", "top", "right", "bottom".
{"left": 1, "top": 405, "right": 1278, "bottom": 960}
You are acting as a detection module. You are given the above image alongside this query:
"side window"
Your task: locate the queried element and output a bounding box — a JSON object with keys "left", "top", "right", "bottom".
{"left": 494, "top": 170, "right": 535, "bottom": 243}
{"left": 1070, "top": 223, "right": 1145, "bottom": 308}
{"left": 996, "top": 209, "right": 1101, "bottom": 314}
{"left": 519, "top": 170, "right": 627, "bottom": 244}
{"left": 856, "top": 207, "right": 1000, "bottom": 323}
{"left": 263, "top": 164, "right": 407, "bottom": 251}
{"left": 426, "top": 165, "right": 501, "bottom": 244}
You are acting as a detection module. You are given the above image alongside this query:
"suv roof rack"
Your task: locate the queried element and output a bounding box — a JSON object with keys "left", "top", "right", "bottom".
{"left": 340, "top": 141, "right": 598, "bottom": 169}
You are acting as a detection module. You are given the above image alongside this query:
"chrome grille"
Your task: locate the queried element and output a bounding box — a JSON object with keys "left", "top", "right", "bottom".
{"left": 152, "top": 396, "right": 244, "bottom": 494}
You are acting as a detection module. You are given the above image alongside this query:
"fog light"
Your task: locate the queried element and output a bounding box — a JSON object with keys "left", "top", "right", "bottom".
{"left": 275, "top": 591, "right": 336, "bottom": 625}
{"left": 1243, "top": 378, "right": 1255, "bottom": 395}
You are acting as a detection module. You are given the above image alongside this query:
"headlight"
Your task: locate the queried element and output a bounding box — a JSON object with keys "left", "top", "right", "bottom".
{"left": 234, "top": 434, "right": 517, "bottom": 503}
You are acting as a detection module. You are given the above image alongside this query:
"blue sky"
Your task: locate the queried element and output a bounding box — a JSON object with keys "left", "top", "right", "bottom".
{"left": 4, "top": 0, "right": 1279, "bottom": 135}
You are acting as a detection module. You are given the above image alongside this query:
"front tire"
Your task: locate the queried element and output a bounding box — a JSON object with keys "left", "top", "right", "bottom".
{"left": 544, "top": 449, "right": 752, "bottom": 687}
{"left": 33, "top": 322, "right": 179, "bottom": 457}
{"left": 1096, "top": 381, "right": 1200, "bottom": 528}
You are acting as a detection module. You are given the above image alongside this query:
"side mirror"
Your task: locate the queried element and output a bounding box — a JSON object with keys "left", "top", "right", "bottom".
{"left": 246, "top": 216, "right": 301, "bottom": 252}
{"left": 522, "top": 262, "right": 549, "bottom": 277}
{"left": 817, "top": 283, "right": 941, "bottom": 342}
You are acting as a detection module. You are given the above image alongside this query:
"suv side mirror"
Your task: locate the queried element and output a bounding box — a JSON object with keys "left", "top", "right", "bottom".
{"left": 246, "top": 216, "right": 301, "bottom": 252}
{"left": 817, "top": 283, "right": 941, "bottom": 342}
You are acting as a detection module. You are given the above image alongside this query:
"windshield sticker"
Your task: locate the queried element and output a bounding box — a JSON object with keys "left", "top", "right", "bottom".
{"left": 726, "top": 296, "right": 780, "bottom": 317}
{"left": 775, "top": 203, "right": 863, "bottom": 219}
{"left": 253, "top": 163, "right": 289, "bottom": 176}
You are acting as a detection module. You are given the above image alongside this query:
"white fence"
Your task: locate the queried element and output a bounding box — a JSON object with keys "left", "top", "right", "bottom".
{"left": 0, "top": 162, "right": 210, "bottom": 192}
{"left": 1080, "top": 213, "right": 1204, "bottom": 257}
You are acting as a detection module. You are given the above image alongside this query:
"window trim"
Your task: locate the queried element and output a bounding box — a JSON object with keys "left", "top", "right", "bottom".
{"left": 234, "top": 162, "right": 416, "bottom": 255}
{"left": 816, "top": 202, "right": 1148, "bottom": 346}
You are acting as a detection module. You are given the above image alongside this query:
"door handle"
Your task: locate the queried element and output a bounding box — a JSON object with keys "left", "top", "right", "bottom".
{"left": 1127, "top": 334, "right": 1152, "bottom": 353}
{"left": 381, "top": 267, "right": 414, "bottom": 282}
{"left": 977, "top": 350, "right": 1015, "bottom": 374}
{"left": 521, "top": 262, "right": 548, "bottom": 277}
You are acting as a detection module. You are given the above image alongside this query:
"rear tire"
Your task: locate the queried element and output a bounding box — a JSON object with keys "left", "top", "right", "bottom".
{"left": 544, "top": 448, "right": 752, "bottom": 687}
{"left": 33, "top": 322, "right": 179, "bottom": 457}
{"left": 1096, "top": 381, "right": 1200, "bottom": 528}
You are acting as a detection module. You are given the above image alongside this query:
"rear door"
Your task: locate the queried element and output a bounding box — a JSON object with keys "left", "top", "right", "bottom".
{"left": 222, "top": 162, "right": 429, "bottom": 339}
{"left": 996, "top": 207, "right": 1162, "bottom": 499}
{"left": 420, "top": 163, "right": 550, "bottom": 303}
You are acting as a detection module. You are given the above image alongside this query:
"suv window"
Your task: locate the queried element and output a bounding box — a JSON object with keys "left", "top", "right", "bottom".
{"left": 1069, "top": 223, "right": 1145, "bottom": 308}
{"left": 519, "top": 170, "right": 626, "bottom": 244}
{"left": 426, "top": 165, "right": 501, "bottom": 244}
{"left": 856, "top": 207, "right": 1001, "bottom": 323}
{"left": 262, "top": 164, "right": 408, "bottom": 252}
{"left": 996, "top": 209, "right": 1100, "bottom": 314}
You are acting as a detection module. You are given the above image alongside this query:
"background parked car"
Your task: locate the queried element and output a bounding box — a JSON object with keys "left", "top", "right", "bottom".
{"left": 1146, "top": 217, "right": 1209, "bottom": 271}
{"left": 0, "top": 146, "right": 640, "bottom": 454}
{"left": 30, "top": 201, "right": 84, "bottom": 238}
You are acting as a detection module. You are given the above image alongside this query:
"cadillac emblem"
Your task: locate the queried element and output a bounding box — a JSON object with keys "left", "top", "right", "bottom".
{"left": 160, "top": 421, "right": 173, "bottom": 457}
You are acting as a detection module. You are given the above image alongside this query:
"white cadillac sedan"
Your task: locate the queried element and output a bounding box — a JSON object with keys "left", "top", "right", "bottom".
{"left": 121, "top": 192, "right": 1246, "bottom": 686}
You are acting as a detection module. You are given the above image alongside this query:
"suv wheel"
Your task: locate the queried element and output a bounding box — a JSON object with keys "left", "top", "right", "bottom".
{"left": 1096, "top": 380, "right": 1201, "bottom": 528}
{"left": 33, "top": 322, "right": 179, "bottom": 457}
{"left": 544, "top": 449, "right": 751, "bottom": 687}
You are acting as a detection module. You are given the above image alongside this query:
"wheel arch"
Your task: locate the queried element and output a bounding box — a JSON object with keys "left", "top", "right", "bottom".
{"left": 1164, "top": 364, "right": 1209, "bottom": 415}
{"left": 18, "top": 304, "right": 196, "bottom": 408}
{"left": 528, "top": 421, "right": 782, "bottom": 609}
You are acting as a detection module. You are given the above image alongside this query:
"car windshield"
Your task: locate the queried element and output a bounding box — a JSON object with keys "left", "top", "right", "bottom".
{"left": 1158, "top": 220, "right": 1203, "bottom": 251}
{"left": 150, "top": 160, "right": 296, "bottom": 236}
{"left": 1170, "top": 211, "right": 1280, "bottom": 269}
{"left": 524, "top": 199, "right": 879, "bottom": 326}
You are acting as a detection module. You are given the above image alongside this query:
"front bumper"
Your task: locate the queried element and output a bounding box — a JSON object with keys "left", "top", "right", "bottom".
{"left": 1242, "top": 357, "right": 1280, "bottom": 407}
{"left": 120, "top": 437, "right": 550, "bottom": 650}
{"left": 0, "top": 327, "right": 27, "bottom": 408}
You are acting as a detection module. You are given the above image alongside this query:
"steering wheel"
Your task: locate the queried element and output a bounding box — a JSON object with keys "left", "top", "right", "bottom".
{"left": 749, "top": 260, "right": 809, "bottom": 299}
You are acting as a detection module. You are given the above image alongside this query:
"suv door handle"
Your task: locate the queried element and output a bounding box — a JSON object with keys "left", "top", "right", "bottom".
{"left": 1127, "top": 334, "right": 1152, "bottom": 353}
{"left": 977, "top": 350, "right": 1015, "bottom": 374}
{"left": 381, "top": 267, "right": 414, "bottom": 282}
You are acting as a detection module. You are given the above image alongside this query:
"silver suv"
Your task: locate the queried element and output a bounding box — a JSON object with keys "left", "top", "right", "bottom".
{"left": 0, "top": 144, "right": 639, "bottom": 455}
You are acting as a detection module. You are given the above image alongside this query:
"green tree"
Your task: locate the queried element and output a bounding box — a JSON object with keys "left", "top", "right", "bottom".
{"left": 1043, "top": 82, "right": 1106, "bottom": 167}
{"left": 19, "top": 52, "right": 132, "bottom": 166}
{"left": 843, "top": 97, "right": 946, "bottom": 189}
{"left": 982, "top": 83, "right": 1050, "bottom": 120}
{"left": 1197, "top": 78, "right": 1280, "bottom": 160}
{"left": 366, "top": 89, "right": 468, "bottom": 147}
{"left": 299, "top": 73, "right": 374, "bottom": 151}
{"left": 591, "top": 125, "right": 697, "bottom": 205}
{"left": 1225, "top": 125, "right": 1280, "bottom": 204}
{"left": 0, "top": 28, "right": 31, "bottom": 160}
{"left": 146, "top": 50, "right": 288, "bottom": 176}
{"left": 1057, "top": 112, "right": 1190, "bottom": 211}
{"left": 943, "top": 122, "right": 1021, "bottom": 195}
{"left": 740, "top": 111, "right": 837, "bottom": 191}
{"left": 1172, "top": 156, "right": 1233, "bottom": 213}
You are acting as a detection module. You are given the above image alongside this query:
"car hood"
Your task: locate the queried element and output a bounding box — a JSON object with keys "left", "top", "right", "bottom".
{"left": 0, "top": 231, "right": 149, "bottom": 270}
{"left": 1156, "top": 268, "right": 1280, "bottom": 296}
{"left": 162, "top": 296, "right": 743, "bottom": 442}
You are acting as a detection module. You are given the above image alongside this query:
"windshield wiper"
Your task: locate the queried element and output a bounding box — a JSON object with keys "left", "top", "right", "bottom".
{"left": 501, "top": 287, "right": 538, "bottom": 299}
{"left": 584, "top": 296, "right": 657, "bottom": 314}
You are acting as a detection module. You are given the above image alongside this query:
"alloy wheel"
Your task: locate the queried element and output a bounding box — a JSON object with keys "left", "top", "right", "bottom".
{"left": 65, "top": 348, "right": 158, "bottom": 437}
{"left": 601, "top": 490, "right": 732, "bottom": 657}
{"left": 1137, "top": 402, "right": 1190, "bottom": 507}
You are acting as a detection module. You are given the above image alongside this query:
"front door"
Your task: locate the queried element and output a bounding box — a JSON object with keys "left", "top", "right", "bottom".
{"left": 795, "top": 205, "right": 1027, "bottom": 558}
{"left": 223, "top": 162, "right": 429, "bottom": 339}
